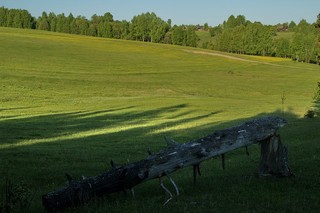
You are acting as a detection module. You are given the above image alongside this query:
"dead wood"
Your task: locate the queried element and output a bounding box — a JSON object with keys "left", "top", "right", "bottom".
{"left": 42, "top": 116, "right": 290, "bottom": 211}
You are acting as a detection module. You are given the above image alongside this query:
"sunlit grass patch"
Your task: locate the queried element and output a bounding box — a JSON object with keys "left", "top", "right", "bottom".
{"left": 245, "top": 55, "right": 292, "bottom": 62}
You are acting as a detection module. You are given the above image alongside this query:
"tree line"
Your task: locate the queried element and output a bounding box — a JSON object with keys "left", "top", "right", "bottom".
{"left": 205, "top": 15, "right": 320, "bottom": 64}
{"left": 0, "top": 7, "right": 198, "bottom": 47}
{"left": 0, "top": 7, "right": 319, "bottom": 64}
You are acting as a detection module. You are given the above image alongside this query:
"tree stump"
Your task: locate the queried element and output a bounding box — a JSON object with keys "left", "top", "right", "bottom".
{"left": 259, "top": 135, "right": 293, "bottom": 177}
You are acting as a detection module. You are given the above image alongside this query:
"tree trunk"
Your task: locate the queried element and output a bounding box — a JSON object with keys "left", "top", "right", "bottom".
{"left": 42, "top": 116, "right": 290, "bottom": 211}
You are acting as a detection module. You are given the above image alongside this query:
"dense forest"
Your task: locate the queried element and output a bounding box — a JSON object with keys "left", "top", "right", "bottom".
{"left": 0, "top": 7, "right": 198, "bottom": 47}
{"left": 208, "top": 15, "right": 320, "bottom": 63}
{"left": 0, "top": 7, "right": 319, "bottom": 64}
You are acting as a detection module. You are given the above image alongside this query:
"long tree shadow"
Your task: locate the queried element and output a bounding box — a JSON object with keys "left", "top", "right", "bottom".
{"left": 0, "top": 104, "right": 221, "bottom": 201}
{"left": 1, "top": 106, "right": 320, "bottom": 212}
{"left": 0, "top": 104, "right": 221, "bottom": 175}
{"left": 0, "top": 104, "right": 190, "bottom": 146}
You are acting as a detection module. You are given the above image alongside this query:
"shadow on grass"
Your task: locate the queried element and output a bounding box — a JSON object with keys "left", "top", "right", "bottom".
{"left": 0, "top": 104, "right": 221, "bottom": 148}
{"left": 0, "top": 105, "right": 311, "bottom": 164}
{"left": 1, "top": 106, "right": 320, "bottom": 212}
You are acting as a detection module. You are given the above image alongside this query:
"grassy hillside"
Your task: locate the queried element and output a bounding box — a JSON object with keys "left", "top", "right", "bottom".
{"left": 1, "top": 27, "right": 320, "bottom": 212}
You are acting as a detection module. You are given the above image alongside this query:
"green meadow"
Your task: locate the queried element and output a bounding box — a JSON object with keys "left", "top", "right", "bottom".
{"left": 1, "top": 27, "right": 320, "bottom": 212}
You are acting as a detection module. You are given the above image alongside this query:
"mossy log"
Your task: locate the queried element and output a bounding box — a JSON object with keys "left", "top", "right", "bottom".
{"left": 42, "top": 116, "right": 291, "bottom": 211}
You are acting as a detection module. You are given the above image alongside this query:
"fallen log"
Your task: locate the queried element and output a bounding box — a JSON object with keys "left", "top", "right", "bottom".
{"left": 42, "top": 116, "right": 291, "bottom": 211}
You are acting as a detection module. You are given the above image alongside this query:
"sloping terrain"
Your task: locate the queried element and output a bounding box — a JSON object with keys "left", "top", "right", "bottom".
{"left": 0, "top": 27, "right": 319, "bottom": 212}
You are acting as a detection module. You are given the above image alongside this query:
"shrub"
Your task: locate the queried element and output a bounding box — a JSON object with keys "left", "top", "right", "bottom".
{"left": 305, "top": 82, "right": 320, "bottom": 118}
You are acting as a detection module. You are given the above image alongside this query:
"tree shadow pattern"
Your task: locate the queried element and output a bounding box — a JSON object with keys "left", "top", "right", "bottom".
{"left": 1, "top": 105, "right": 320, "bottom": 212}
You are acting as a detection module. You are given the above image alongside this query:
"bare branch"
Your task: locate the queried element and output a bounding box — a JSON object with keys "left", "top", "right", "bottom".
{"left": 159, "top": 177, "right": 173, "bottom": 206}
{"left": 165, "top": 172, "right": 179, "bottom": 196}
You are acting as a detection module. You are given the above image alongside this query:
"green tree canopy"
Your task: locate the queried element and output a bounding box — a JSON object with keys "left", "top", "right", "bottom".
{"left": 171, "top": 26, "right": 185, "bottom": 46}
{"left": 316, "top": 13, "right": 320, "bottom": 28}
{"left": 129, "top": 12, "right": 169, "bottom": 42}
{"left": 288, "top": 21, "right": 296, "bottom": 31}
{"left": 185, "top": 26, "right": 198, "bottom": 47}
{"left": 37, "top": 12, "right": 50, "bottom": 31}
{"left": 291, "top": 19, "right": 318, "bottom": 63}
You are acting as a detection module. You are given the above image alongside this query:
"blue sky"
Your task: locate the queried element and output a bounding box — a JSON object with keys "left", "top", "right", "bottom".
{"left": 1, "top": 0, "right": 319, "bottom": 26}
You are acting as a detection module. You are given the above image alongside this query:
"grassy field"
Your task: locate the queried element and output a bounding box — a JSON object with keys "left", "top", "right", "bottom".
{"left": 1, "top": 27, "right": 320, "bottom": 212}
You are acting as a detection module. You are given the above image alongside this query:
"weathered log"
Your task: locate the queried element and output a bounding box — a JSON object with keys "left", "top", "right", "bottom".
{"left": 42, "top": 116, "right": 288, "bottom": 211}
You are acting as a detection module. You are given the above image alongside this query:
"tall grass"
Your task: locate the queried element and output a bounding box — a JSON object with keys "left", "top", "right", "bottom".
{"left": 0, "top": 27, "right": 320, "bottom": 212}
